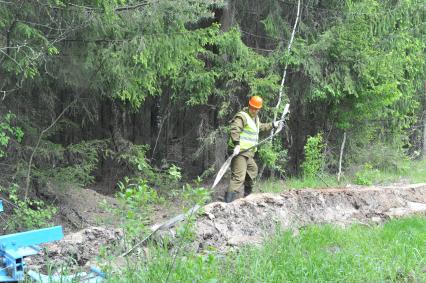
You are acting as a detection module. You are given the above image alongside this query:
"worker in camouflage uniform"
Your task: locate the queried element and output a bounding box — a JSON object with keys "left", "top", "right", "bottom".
{"left": 225, "top": 96, "right": 282, "bottom": 203}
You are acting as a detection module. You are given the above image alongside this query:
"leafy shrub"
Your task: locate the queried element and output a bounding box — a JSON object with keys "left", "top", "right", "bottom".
{"left": 354, "top": 163, "right": 380, "bottom": 185}
{"left": 117, "top": 177, "right": 163, "bottom": 208}
{"left": 113, "top": 144, "right": 152, "bottom": 173}
{"left": 0, "top": 112, "right": 23, "bottom": 158}
{"left": 258, "top": 141, "right": 288, "bottom": 175}
{"left": 113, "top": 144, "right": 184, "bottom": 194}
{"left": 179, "top": 183, "right": 210, "bottom": 208}
{"left": 167, "top": 164, "right": 182, "bottom": 182}
{"left": 1, "top": 184, "right": 56, "bottom": 232}
{"left": 301, "top": 133, "right": 326, "bottom": 178}
{"left": 115, "top": 177, "right": 164, "bottom": 239}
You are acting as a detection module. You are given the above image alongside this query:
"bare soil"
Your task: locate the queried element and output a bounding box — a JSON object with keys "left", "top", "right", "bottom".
{"left": 38, "top": 185, "right": 120, "bottom": 233}
{"left": 195, "top": 183, "right": 426, "bottom": 251}
{"left": 27, "top": 227, "right": 122, "bottom": 273}
{"left": 28, "top": 183, "right": 426, "bottom": 273}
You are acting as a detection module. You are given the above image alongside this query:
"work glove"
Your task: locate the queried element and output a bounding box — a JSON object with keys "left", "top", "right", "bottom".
{"left": 233, "top": 145, "right": 240, "bottom": 155}
{"left": 273, "top": 120, "right": 284, "bottom": 128}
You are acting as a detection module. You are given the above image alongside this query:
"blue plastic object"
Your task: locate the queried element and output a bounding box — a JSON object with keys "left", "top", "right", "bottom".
{"left": 0, "top": 200, "right": 104, "bottom": 282}
{"left": 0, "top": 223, "right": 63, "bottom": 281}
{"left": 0, "top": 226, "right": 63, "bottom": 251}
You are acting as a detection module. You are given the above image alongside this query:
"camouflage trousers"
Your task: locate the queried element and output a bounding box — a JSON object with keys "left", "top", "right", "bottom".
{"left": 227, "top": 154, "right": 258, "bottom": 196}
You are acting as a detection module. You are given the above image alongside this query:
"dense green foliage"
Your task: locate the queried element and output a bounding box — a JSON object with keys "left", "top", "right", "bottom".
{"left": 299, "top": 0, "right": 424, "bottom": 126}
{"left": 301, "top": 133, "right": 325, "bottom": 178}
{"left": 0, "top": 184, "right": 56, "bottom": 232}
{"left": 0, "top": 2, "right": 424, "bottom": 281}
{"left": 295, "top": 0, "right": 425, "bottom": 164}
{"left": 0, "top": 0, "right": 424, "bottom": 229}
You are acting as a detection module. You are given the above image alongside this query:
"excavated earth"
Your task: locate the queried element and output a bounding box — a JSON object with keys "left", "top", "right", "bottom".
{"left": 194, "top": 183, "right": 426, "bottom": 251}
{"left": 27, "top": 227, "right": 123, "bottom": 273}
{"left": 28, "top": 183, "right": 426, "bottom": 272}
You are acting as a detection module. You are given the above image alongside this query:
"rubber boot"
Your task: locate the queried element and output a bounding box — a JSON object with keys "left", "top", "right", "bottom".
{"left": 244, "top": 186, "right": 252, "bottom": 197}
{"left": 224, "top": 191, "right": 236, "bottom": 203}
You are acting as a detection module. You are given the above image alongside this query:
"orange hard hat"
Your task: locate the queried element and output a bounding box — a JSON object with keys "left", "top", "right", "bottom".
{"left": 249, "top": 96, "right": 263, "bottom": 109}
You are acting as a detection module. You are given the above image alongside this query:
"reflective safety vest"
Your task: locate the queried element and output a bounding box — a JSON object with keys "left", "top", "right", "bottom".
{"left": 239, "top": 111, "right": 260, "bottom": 152}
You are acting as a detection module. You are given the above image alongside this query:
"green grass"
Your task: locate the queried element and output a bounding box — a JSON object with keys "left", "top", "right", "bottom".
{"left": 258, "top": 174, "right": 342, "bottom": 192}
{"left": 255, "top": 176, "right": 338, "bottom": 193}
{"left": 258, "top": 159, "right": 426, "bottom": 193}
{"left": 368, "top": 159, "right": 426, "bottom": 184}
{"left": 109, "top": 216, "right": 426, "bottom": 282}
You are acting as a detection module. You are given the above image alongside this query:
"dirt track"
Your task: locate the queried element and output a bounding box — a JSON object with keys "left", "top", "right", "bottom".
{"left": 195, "top": 183, "right": 426, "bottom": 251}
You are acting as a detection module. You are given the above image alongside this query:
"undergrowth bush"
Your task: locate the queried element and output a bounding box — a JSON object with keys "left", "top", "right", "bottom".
{"left": 354, "top": 163, "right": 379, "bottom": 185}
{"left": 115, "top": 177, "right": 164, "bottom": 240}
{"left": 0, "top": 184, "right": 56, "bottom": 232}
{"left": 301, "top": 133, "right": 326, "bottom": 178}
{"left": 32, "top": 139, "right": 108, "bottom": 189}
{"left": 113, "top": 144, "right": 185, "bottom": 196}
{"left": 0, "top": 112, "right": 24, "bottom": 158}
{"left": 348, "top": 142, "right": 409, "bottom": 173}
{"left": 258, "top": 140, "right": 288, "bottom": 176}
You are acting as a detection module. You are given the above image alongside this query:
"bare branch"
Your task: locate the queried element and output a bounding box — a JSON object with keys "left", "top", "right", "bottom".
{"left": 67, "top": 1, "right": 149, "bottom": 12}
{"left": 0, "top": 44, "right": 29, "bottom": 51}
{"left": 0, "top": 49, "right": 23, "bottom": 71}
{"left": 24, "top": 99, "right": 78, "bottom": 200}
{"left": 276, "top": 0, "right": 301, "bottom": 122}
{"left": 15, "top": 19, "right": 66, "bottom": 31}
{"left": 0, "top": 88, "right": 19, "bottom": 101}
{"left": 337, "top": 132, "right": 347, "bottom": 183}
{"left": 115, "top": 1, "right": 149, "bottom": 11}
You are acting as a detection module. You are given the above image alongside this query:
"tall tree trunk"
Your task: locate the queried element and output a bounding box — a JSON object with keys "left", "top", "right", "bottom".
{"left": 110, "top": 100, "right": 131, "bottom": 153}
{"left": 220, "top": 1, "right": 234, "bottom": 32}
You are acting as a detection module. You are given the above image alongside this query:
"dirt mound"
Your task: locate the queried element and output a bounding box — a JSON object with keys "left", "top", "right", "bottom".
{"left": 27, "top": 184, "right": 426, "bottom": 273}
{"left": 195, "top": 184, "right": 426, "bottom": 251}
{"left": 39, "top": 185, "right": 120, "bottom": 232}
{"left": 27, "top": 227, "right": 122, "bottom": 273}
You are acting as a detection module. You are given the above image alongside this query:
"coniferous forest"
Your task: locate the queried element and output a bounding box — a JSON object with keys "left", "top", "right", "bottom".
{"left": 1, "top": 0, "right": 424, "bottom": 192}
{"left": 0, "top": 1, "right": 425, "bottom": 280}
